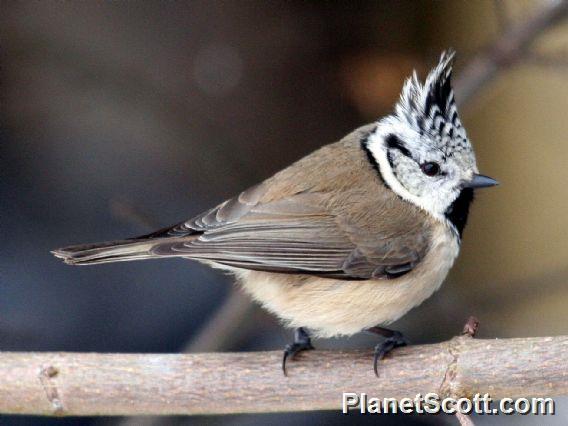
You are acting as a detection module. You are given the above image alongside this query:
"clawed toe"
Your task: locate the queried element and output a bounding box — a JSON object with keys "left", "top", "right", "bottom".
{"left": 282, "top": 327, "right": 314, "bottom": 376}
{"left": 280, "top": 326, "right": 406, "bottom": 377}
{"left": 370, "top": 329, "right": 408, "bottom": 377}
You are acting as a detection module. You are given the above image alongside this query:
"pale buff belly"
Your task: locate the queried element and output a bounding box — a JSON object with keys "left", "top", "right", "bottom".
{"left": 235, "top": 225, "right": 460, "bottom": 338}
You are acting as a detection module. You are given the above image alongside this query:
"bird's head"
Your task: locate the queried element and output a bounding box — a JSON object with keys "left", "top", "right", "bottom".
{"left": 366, "top": 50, "right": 497, "bottom": 227}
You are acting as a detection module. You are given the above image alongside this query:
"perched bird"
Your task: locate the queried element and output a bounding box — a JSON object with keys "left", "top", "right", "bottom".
{"left": 53, "top": 51, "right": 497, "bottom": 376}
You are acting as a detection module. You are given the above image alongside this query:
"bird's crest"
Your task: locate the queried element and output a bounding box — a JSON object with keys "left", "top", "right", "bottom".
{"left": 394, "top": 50, "right": 468, "bottom": 155}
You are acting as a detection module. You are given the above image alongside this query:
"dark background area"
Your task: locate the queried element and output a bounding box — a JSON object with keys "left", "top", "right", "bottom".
{"left": 1, "top": 1, "right": 567, "bottom": 425}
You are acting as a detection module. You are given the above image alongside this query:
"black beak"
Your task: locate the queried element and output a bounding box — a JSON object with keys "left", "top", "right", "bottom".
{"left": 463, "top": 174, "right": 499, "bottom": 189}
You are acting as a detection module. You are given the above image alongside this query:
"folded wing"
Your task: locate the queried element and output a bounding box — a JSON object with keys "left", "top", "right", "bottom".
{"left": 148, "top": 184, "right": 430, "bottom": 280}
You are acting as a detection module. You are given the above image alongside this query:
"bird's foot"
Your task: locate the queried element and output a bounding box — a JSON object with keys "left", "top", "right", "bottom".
{"left": 282, "top": 327, "right": 314, "bottom": 376}
{"left": 367, "top": 327, "right": 408, "bottom": 377}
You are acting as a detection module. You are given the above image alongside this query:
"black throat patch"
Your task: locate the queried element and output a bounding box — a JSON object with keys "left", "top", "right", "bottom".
{"left": 444, "top": 188, "right": 474, "bottom": 238}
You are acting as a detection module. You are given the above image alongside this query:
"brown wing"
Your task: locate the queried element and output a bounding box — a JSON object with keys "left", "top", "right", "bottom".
{"left": 148, "top": 183, "right": 431, "bottom": 280}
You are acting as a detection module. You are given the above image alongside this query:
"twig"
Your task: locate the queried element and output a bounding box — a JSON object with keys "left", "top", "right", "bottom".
{"left": 1, "top": 335, "right": 566, "bottom": 416}
{"left": 456, "top": 411, "right": 475, "bottom": 426}
{"left": 526, "top": 50, "right": 568, "bottom": 69}
{"left": 462, "top": 316, "right": 480, "bottom": 337}
{"left": 455, "top": 317, "right": 479, "bottom": 426}
{"left": 183, "top": 287, "right": 257, "bottom": 353}
{"left": 493, "top": 0, "right": 511, "bottom": 31}
{"left": 455, "top": 0, "right": 568, "bottom": 107}
{"left": 109, "top": 199, "right": 161, "bottom": 230}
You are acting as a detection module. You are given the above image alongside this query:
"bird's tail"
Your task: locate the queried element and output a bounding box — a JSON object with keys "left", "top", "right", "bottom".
{"left": 52, "top": 237, "right": 171, "bottom": 266}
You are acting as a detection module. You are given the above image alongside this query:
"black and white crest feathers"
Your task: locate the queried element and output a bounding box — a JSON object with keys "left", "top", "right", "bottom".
{"left": 394, "top": 50, "right": 467, "bottom": 156}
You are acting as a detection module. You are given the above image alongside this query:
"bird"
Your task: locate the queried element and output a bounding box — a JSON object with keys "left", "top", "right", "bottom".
{"left": 52, "top": 50, "right": 498, "bottom": 376}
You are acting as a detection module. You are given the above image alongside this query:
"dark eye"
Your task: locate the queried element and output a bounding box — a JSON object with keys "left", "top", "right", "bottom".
{"left": 421, "top": 162, "right": 440, "bottom": 177}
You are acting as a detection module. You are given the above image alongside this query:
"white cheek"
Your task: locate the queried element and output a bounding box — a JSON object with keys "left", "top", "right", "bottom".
{"left": 421, "top": 184, "right": 451, "bottom": 211}
{"left": 367, "top": 127, "right": 449, "bottom": 220}
{"left": 397, "top": 167, "right": 427, "bottom": 197}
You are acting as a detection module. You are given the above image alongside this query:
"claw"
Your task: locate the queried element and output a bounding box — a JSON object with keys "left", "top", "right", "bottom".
{"left": 281, "top": 327, "right": 314, "bottom": 376}
{"left": 282, "top": 348, "right": 291, "bottom": 376}
{"left": 371, "top": 330, "right": 408, "bottom": 377}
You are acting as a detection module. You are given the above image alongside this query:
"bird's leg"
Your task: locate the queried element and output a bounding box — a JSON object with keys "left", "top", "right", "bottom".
{"left": 367, "top": 326, "right": 408, "bottom": 377}
{"left": 282, "top": 327, "right": 314, "bottom": 376}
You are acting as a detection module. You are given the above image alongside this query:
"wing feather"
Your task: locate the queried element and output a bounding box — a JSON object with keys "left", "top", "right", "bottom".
{"left": 148, "top": 184, "right": 430, "bottom": 279}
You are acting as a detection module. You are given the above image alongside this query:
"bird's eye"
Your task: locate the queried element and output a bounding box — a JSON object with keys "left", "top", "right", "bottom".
{"left": 420, "top": 162, "right": 440, "bottom": 177}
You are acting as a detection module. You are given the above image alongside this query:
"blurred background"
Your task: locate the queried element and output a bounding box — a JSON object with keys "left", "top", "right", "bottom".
{"left": 1, "top": 0, "right": 567, "bottom": 425}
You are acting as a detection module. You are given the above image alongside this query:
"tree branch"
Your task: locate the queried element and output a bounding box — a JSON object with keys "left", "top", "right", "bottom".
{"left": 455, "top": 0, "right": 568, "bottom": 107}
{"left": 2, "top": 335, "right": 567, "bottom": 416}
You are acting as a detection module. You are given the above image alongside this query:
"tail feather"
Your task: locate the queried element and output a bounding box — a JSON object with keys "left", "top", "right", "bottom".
{"left": 52, "top": 238, "right": 165, "bottom": 265}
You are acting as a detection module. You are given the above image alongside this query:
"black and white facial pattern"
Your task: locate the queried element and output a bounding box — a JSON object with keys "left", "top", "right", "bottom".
{"left": 367, "top": 50, "right": 479, "bottom": 222}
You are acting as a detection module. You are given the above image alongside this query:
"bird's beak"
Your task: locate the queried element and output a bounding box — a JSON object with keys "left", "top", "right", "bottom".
{"left": 463, "top": 174, "right": 499, "bottom": 189}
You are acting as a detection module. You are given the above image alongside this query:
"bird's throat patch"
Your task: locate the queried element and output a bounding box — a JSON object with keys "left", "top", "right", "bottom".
{"left": 444, "top": 188, "right": 474, "bottom": 238}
